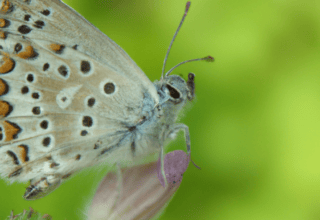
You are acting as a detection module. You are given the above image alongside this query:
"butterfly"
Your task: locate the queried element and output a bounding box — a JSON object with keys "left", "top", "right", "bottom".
{"left": 0, "top": 0, "right": 213, "bottom": 200}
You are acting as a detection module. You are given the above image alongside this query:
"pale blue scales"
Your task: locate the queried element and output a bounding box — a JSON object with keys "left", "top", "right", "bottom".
{"left": 0, "top": 0, "right": 212, "bottom": 200}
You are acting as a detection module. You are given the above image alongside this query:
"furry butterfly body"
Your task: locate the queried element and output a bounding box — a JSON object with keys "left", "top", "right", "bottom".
{"left": 0, "top": 0, "right": 207, "bottom": 200}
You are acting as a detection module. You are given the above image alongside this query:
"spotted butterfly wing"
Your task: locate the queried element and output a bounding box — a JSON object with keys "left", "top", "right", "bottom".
{"left": 0, "top": 0, "right": 159, "bottom": 200}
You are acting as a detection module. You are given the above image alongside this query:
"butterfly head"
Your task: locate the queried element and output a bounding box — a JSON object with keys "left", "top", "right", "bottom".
{"left": 155, "top": 73, "right": 195, "bottom": 114}
{"left": 163, "top": 73, "right": 195, "bottom": 103}
{"left": 157, "top": 1, "right": 212, "bottom": 110}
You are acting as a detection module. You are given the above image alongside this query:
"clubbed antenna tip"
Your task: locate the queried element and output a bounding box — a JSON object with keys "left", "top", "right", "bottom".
{"left": 185, "top": 2, "right": 191, "bottom": 13}
{"left": 205, "top": 56, "right": 214, "bottom": 62}
{"left": 165, "top": 55, "right": 215, "bottom": 77}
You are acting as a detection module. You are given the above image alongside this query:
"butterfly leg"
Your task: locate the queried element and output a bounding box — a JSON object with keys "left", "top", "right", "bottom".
{"left": 113, "top": 163, "right": 123, "bottom": 207}
{"left": 167, "top": 123, "right": 191, "bottom": 154}
{"left": 159, "top": 144, "right": 168, "bottom": 187}
{"left": 167, "top": 124, "right": 200, "bottom": 169}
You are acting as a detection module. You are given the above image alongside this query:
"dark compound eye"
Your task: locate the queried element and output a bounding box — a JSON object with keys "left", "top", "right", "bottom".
{"left": 166, "top": 84, "right": 180, "bottom": 99}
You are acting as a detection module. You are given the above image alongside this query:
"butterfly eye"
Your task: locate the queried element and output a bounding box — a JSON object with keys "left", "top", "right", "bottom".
{"left": 166, "top": 84, "right": 180, "bottom": 99}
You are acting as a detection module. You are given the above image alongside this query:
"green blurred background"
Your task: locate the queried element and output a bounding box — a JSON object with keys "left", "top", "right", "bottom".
{"left": 1, "top": 0, "right": 320, "bottom": 219}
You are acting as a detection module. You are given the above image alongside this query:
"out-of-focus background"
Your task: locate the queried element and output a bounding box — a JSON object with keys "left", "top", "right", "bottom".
{"left": 1, "top": 0, "right": 320, "bottom": 219}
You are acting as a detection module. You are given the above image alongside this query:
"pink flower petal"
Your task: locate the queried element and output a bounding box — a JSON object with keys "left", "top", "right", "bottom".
{"left": 157, "top": 150, "right": 190, "bottom": 188}
{"left": 89, "top": 150, "right": 190, "bottom": 220}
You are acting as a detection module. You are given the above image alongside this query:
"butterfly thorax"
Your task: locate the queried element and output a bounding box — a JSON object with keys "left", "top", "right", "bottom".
{"left": 114, "top": 74, "right": 195, "bottom": 162}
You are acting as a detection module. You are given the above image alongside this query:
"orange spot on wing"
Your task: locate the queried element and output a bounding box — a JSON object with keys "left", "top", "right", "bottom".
{"left": 0, "top": 31, "right": 6, "bottom": 39}
{"left": 17, "top": 46, "right": 36, "bottom": 59}
{"left": 0, "top": 79, "right": 8, "bottom": 95}
{"left": 0, "top": 18, "right": 6, "bottom": 27}
{"left": 1, "top": 0, "right": 11, "bottom": 13}
{"left": 0, "top": 54, "right": 15, "bottom": 74}
{"left": 4, "top": 120, "right": 21, "bottom": 141}
{"left": 18, "top": 145, "right": 28, "bottom": 163}
{"left": 0, "top": 101, "right": 11, "bottom": 116}
{"left": 50, "top": 44, "right": 64, "bottom": 52}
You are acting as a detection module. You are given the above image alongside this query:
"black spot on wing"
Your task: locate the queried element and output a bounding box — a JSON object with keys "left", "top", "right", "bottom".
{"left": 9, "top": 167, "right": 22, "bottom": 178}
{"left": 26, "top": 73, "right": 34, "bottom": 82}
{"left": 82, "top": 116, "right": 93, "bottom": 127}
{"left": 40, "top": 9, "right": 50, "bottom": 16}
{"left": 72, "top": 44, "right": 78, "bottom": 50}
{"left": 32, "top": 106, "right": 41, "bottom": 115}
{"left": 42, "top": 137, "right": 51, "bottom": 147}
{"left": 18, "top": 25, "right": 32, "bottom": 34}
{"left": 80, "top": 61, "right": 91, "bottom": 74}
{"left": 50, "top": 162, "right": 59, "bottom": 168}
{"left": 24, "top": 14, "right": 31, "bottom": 21}
{"left": 31, "top": 92, "right": 40, "bottom": 99}
{"left": 14, "top": 43, "right": 22, "bottom": 53}
{"left": 43, "top": 63, "right": 49, "bottom": 71}
{"left": 104, "top": 83, "right": 115, "bottom": 94}
{"left": 21, "top": 86, "right": 29, "bottom": 94}
{"left": 40, "top": 120, "right": 48, "bottom": 129}
{"left": 81, "top": 130, "right": 88, "bottom": 136}
{"left": 87, "top": 98, "right": 95, "bottom": 107}
{"left": 33, "top": 20, "right": 45, "bottom": 29}
{"left": 7, "top": 150, "right": 19, "bottom": 165}
{"left": 58, "top": 65, "right": 68, "bottom": 77}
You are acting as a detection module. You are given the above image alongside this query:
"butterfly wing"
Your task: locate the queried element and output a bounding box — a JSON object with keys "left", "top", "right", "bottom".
{"left": 5, "top": 0, "right": 158, "bottom": 94}
{"left": 0, "top": 0, "right": 159, "bottom": 198}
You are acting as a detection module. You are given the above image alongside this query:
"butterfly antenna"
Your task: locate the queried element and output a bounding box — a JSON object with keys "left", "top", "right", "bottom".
{"left": 161, "top": 1, "right": 191, "bottom": 79}
{"left": 165, "top": 56, "right": 214, "bottom": 77}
